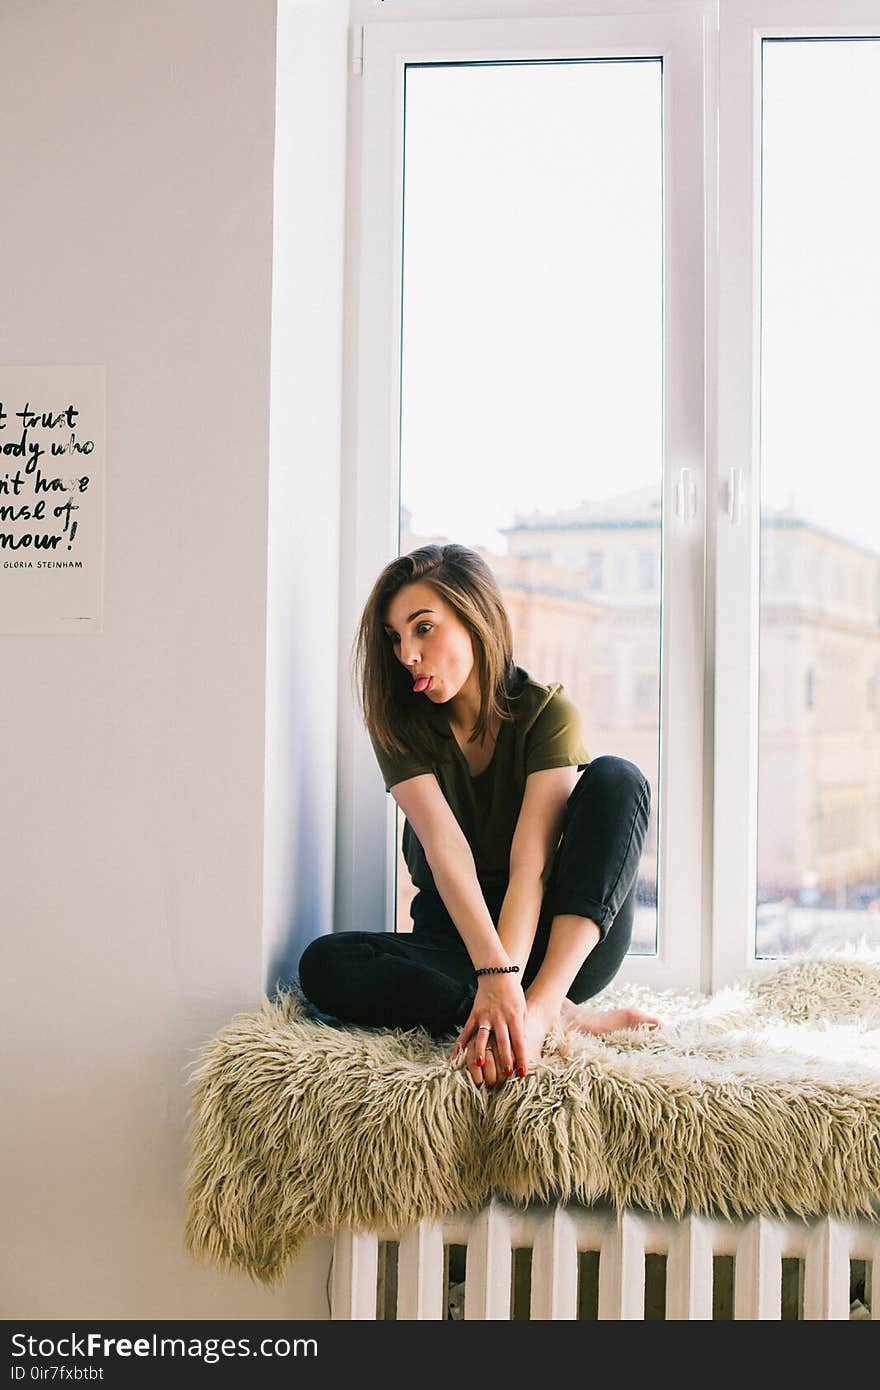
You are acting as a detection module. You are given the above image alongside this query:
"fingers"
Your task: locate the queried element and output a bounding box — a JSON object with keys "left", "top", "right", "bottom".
{"left": 507, "top": 1016, "right": 529, "bottom": 1078}
{"left": 466, "top": 1023, "right": 494, "bottom": 1087}
{"left": 451, "top": 1012, "right": 478, "bottom": 1062}
{"left": 466, "top": 1034, "right": 484, "bottom": 1087}
{"left": 490, "top": 1025, "right": 514, "bottom": 1081}
{"left": 482, "top": 1040, "right": 499, "bottom": 1088}
{"left": 451, "top": 1012, "right": 524, "bottom": 1086}
{"left": 484, "top": 1036, "right": 516, "bottom": 1087}
{"left": 463, "top": 1028, "right": 516, "bottom": 1087}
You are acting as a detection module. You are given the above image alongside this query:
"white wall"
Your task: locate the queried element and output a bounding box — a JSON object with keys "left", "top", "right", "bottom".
{"left": 264, "top": 0, "right": 348, "bottom": 994}
{"left": 1, "top": 0, "right": 345, "bottom": 1319}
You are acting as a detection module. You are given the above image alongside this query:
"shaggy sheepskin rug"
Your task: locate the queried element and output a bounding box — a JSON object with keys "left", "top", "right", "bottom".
{"left": 183, "top": 945, "right": 880, "bottom": 1286}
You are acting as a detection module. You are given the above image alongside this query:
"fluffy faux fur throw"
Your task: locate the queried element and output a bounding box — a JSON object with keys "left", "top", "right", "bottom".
{"left": 183, "top": 945, "right": 880, "bottom": 1286}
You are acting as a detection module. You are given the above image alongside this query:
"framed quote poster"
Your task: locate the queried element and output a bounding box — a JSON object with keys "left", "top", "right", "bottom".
{"left": 0, "top": 364, "right": 106, "bottom": 634}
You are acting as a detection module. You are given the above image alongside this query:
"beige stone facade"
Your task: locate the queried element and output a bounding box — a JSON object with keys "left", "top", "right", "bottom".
{"left": 389, "top": 494, "right": 880, "bottom": 939}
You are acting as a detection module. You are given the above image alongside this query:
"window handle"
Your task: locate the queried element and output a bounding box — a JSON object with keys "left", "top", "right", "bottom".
{"left": 674, "top": 466, "right": 696, "bottom": 522}
{"left": 727, "top": 467, "right": 744, "bottom": 525}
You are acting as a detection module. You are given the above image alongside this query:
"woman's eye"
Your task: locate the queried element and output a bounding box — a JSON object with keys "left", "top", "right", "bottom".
{"left": 388, "top": 623, "right": 432, "bottom": 644}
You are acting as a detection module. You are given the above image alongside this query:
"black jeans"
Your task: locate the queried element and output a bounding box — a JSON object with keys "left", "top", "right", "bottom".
{"left": 297, "top": 755, "right": 651, "bottom": 1038}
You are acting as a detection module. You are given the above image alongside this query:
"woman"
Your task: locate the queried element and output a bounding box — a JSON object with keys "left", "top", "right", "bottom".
{"left": 298, "top": 543, "right": 661, "bottom": 1087}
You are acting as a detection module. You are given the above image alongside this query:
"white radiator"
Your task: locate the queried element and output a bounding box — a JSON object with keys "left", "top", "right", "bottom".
{"left": 330, "top": 1199, "right": 878, "bottom": 1320}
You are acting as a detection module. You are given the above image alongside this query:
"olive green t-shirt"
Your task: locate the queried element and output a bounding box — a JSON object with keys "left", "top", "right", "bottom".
{"left": 369, "top": 666, "right": 590, "bottom": 896}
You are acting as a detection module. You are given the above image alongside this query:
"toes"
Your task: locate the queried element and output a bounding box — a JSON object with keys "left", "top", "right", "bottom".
{"left": 627, "top": 1009, "right": 663, "bottom": 1030}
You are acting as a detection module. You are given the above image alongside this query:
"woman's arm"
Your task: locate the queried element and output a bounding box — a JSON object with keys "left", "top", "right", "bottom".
{"left": 496, "top": 765, "right": 580, "bottom": 967}
{"left": 428, "top": 843, "right": 511, "bottom": 969}
{"left": 391, "top": 775, "right": 528, "bottom": 1080}
{"left": 391, "top": 774, "right": 507, "bottom": 967}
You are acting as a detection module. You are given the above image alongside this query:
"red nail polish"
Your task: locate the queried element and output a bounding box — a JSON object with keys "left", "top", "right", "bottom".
{"left": 519, "top": 1066, "right": 526, "bottom": 1077}
{"left": 476, "top": 1058, "right": 483, "bottom": 1067}
{"left": 505, "top": 1067, "right": 513, "bottom": 1076}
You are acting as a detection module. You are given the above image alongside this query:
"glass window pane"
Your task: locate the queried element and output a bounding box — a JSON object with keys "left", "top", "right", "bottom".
{"left": 395, "top": 59, "right": 663, "bottom": 953}
{"left": 758, "top": 38, "right": 880, "bottom": 957}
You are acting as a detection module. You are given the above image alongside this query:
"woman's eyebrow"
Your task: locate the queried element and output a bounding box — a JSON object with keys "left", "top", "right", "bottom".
{"left": 382, "top": 608, "right": 435, "bottom": 633}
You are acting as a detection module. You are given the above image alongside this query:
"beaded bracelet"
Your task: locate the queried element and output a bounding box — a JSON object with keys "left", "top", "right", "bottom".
{"left": 475, "top": 964, "right": 521, "bottom": 977}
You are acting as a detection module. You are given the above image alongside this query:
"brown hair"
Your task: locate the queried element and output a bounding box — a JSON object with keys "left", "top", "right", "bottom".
{"left": 352, "top": 543, "right": 522, "bottom": 766}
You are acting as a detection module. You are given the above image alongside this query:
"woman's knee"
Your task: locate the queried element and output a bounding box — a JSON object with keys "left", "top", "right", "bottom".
{"left": 551, "top": 758, "right": 652, "bottom": 909}
{"left": 584, "top": 754, "right": 650, "bottom": 802}
{"left": 564, "top": 758, "right": 650, "bottom": 835}
{"left": 298, "top": 933, "right": 357, "bottom": 1010}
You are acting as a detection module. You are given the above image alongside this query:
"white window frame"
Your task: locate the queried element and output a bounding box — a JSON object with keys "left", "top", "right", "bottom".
{"left": 337, "top": 5, "right": 711, "bottom": 996}
{"left": 336, "top": 0, "right": 880, "bottom": 995}
{"left": 713, "top": 0, "right": 880, "bottom": 989}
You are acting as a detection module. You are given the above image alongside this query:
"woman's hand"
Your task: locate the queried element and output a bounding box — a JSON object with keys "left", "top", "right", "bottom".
{"left": 451, "top": 973, "right": 528, "bottom": 1086}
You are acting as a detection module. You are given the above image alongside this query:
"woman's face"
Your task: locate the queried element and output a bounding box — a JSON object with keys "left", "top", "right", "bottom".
{"left": 382, "top": 581, "right": 476, "bottom": 705}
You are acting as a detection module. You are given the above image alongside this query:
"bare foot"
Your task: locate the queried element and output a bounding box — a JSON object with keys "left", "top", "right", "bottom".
{"left": 560, "top": 999, "right": 663, "bottom": 1035}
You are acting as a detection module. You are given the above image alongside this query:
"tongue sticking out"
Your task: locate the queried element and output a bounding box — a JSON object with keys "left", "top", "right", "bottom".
{"left": 413, "top": 676, "right": 431, "bottom": 693}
